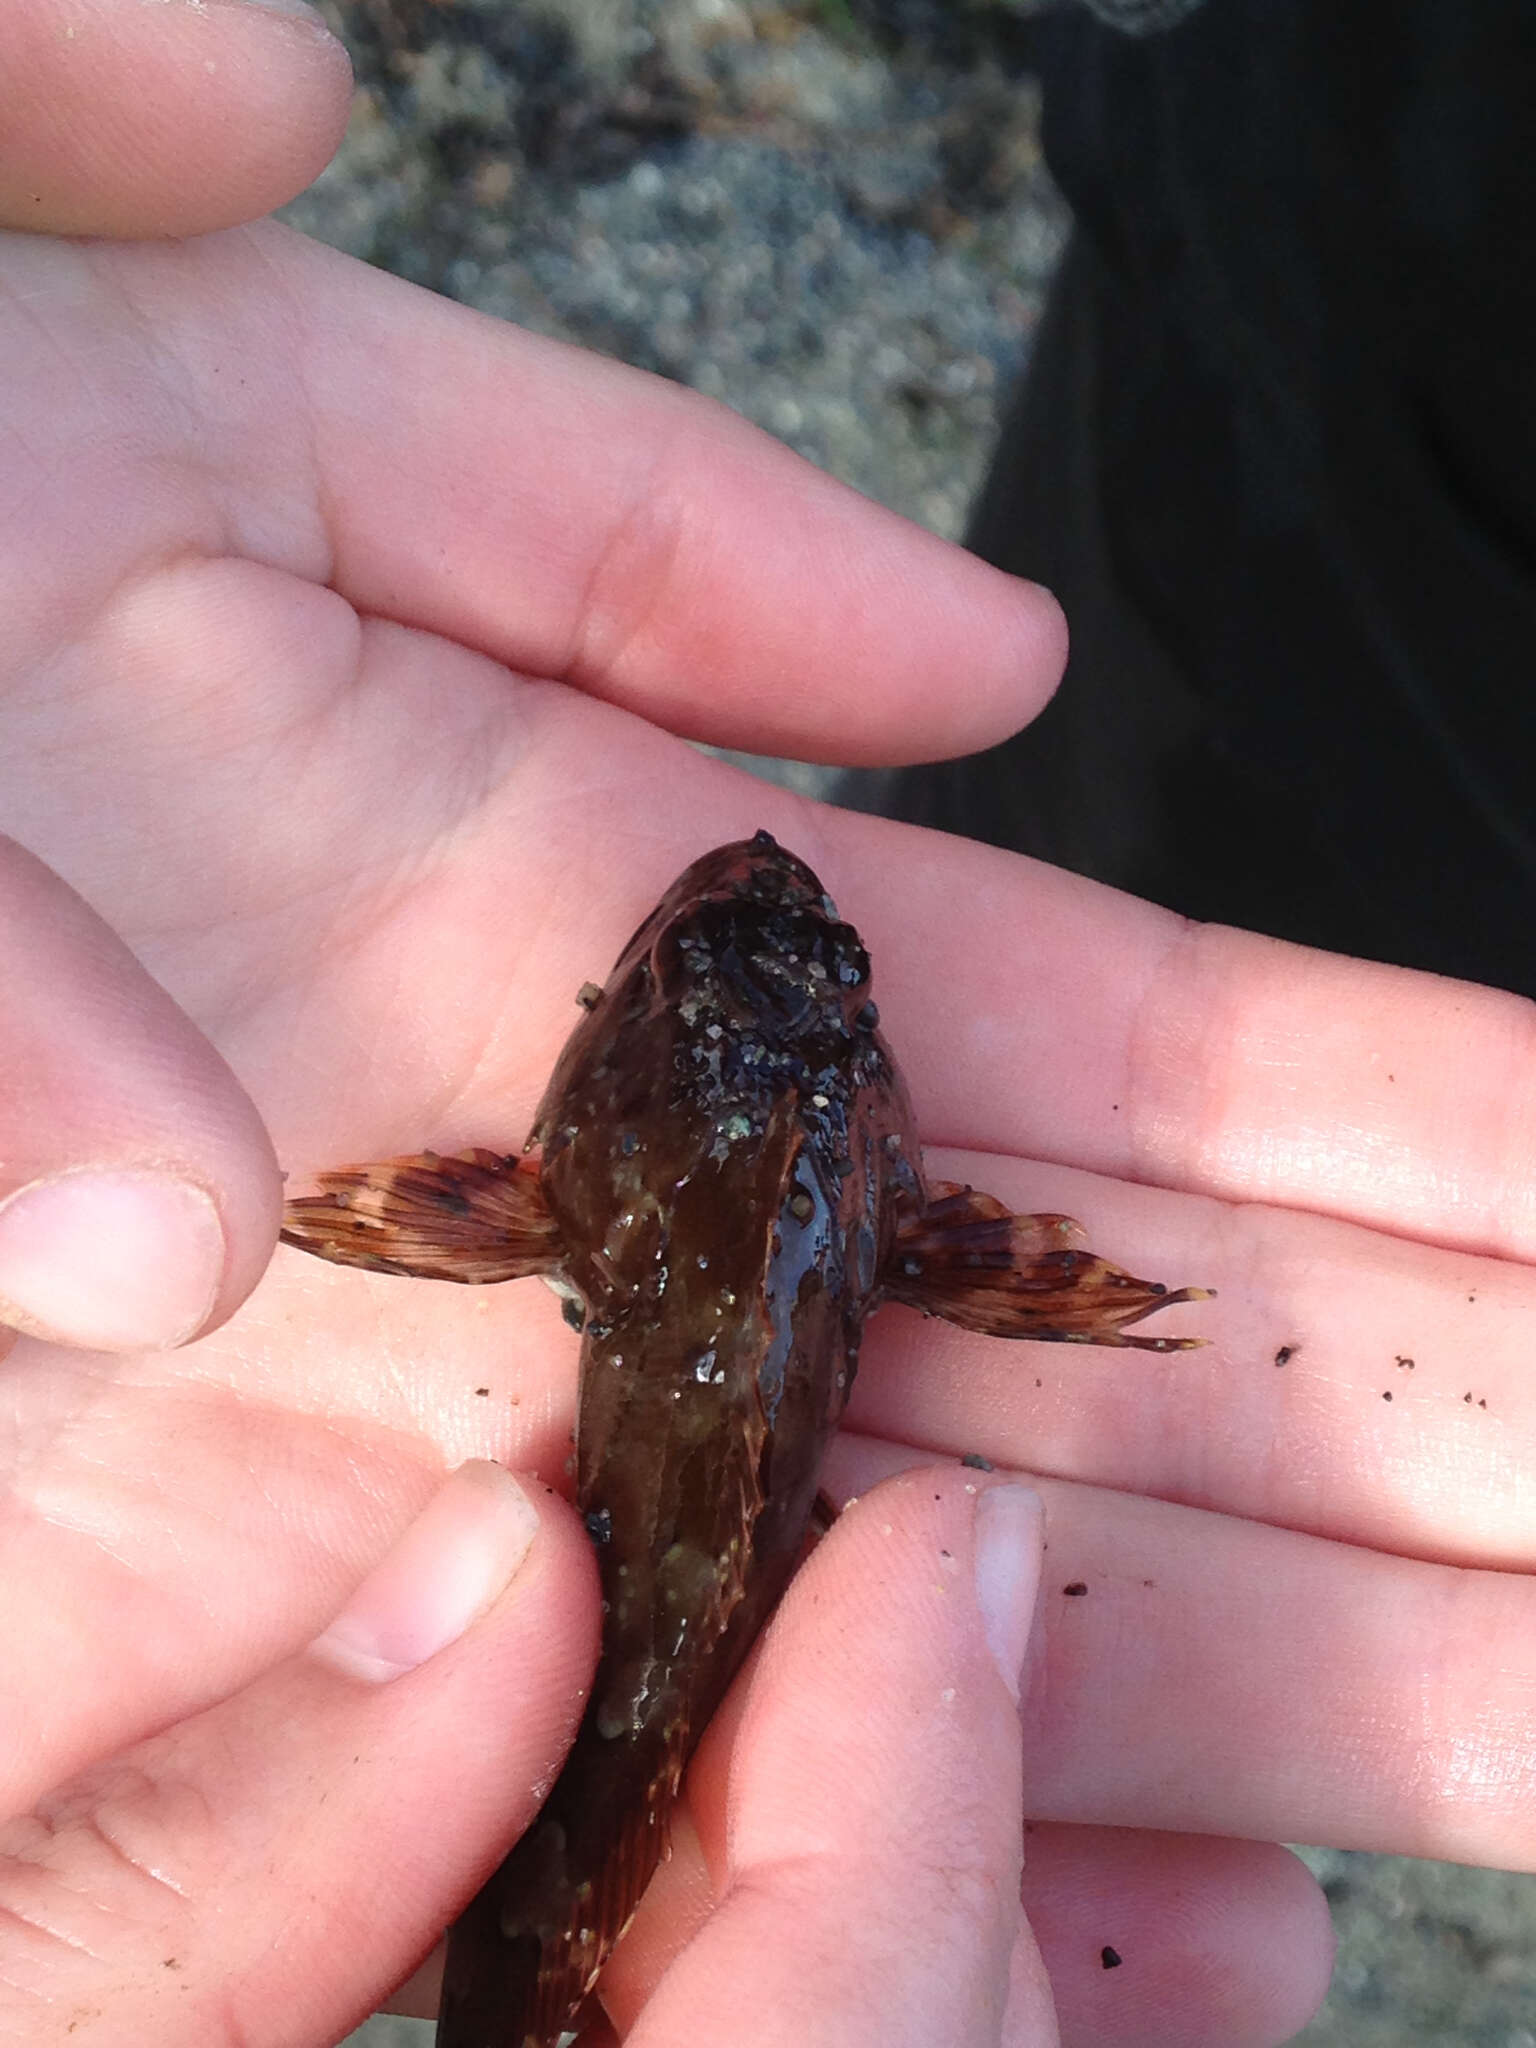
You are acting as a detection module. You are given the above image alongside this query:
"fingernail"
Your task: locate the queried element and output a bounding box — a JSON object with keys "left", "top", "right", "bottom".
{"left": 309, "top": 1462, "right": 540, "bottom": 1684}
{"left": 974, "top": 1483, "right": 1044, "bottom": 1704}
{"left": 0, "top": 1169, "right": 225, "bottom": 1352}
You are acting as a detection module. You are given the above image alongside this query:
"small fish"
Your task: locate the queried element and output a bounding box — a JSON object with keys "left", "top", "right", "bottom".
{"left": 280, "top": 832, "right": 1210, "bottom": 2047}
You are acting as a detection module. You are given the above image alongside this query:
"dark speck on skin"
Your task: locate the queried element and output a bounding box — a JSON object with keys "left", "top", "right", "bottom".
{"left": 475, "top": 1386, "right": 490, "bottom": 1397}
{"left": 1063, "top": 1581, "right": 1088, "bottom": 1597}
{"left": 1274, "top": 1344, "right": 1295, "bottom": 1366}
{"left": 1383, "top": 1390, "right": 1393, "bottom": 1401}
{"left": 1101, "top": 1946, "right": 1123, "bottom": 1970}
{"left": 960, "top": 1451, "right": 994, "bottom": 1471}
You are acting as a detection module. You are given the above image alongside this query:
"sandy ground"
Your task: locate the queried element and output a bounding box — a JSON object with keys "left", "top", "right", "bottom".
{"left": 278, "top": 4, "right": 1536, "bottom": 2042}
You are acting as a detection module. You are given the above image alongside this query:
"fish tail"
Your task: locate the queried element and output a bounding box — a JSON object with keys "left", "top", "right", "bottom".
{"left": 438, "top": 1718, "right": 684, "bottom": 2048}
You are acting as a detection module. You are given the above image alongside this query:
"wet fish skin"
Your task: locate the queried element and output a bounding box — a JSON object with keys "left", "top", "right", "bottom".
{"left": 440, "top": 833, "right": 921, "bottom": 2044}
{"left": 279, "top": 831, "right": 1210, "bottom": 2047}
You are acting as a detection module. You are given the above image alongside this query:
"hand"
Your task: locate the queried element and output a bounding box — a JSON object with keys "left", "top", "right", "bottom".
{"left": 1, "top": 5, "right": 1110, "bottom": 2043}
{"left": 390, "top": 1467, "right": 1097, "bottom": 2048}
{"left": 4, "top": 4, "right": 1525, "bottom": 2045}
{"left": 607, "top": 1470, "right": 1072, "bottom": 2048}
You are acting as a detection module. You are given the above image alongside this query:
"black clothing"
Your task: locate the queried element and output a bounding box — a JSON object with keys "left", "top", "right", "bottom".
{"left": 875, "top": 1, "right": 1536, "bottom": 995}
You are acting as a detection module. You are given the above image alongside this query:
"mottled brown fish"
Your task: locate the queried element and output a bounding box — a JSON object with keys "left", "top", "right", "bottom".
{"left": 280, "top": 832, "right": 1209, "bottom": 2047}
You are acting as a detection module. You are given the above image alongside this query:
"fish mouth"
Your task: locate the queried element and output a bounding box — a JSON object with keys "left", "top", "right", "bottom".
{"left": 620, "top": 831, "right": 829, "bottom": 962}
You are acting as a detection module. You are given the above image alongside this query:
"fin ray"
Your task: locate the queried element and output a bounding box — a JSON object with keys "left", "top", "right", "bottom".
{"left": 885, "top": 1184, "right": 1211, "bottom": 1351}
{"left": 280, "top": 1148, "right": 563, "bottom": 1282}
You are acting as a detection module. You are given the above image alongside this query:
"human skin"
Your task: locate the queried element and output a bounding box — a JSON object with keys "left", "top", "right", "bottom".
{"left": 4, "top": 2, "right": 1534, "bottom": 2043}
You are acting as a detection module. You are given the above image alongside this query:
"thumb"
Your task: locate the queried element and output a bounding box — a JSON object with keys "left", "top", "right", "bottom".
{"left": 0, "top": 836, "right": 283, "bottom": 1353}
{"left": 0, "top": 1462, "right": 601, "bottom": 2048}
{"left": 0, "top": 0, "right": 352, "bottom": 238}
{"left": 629, "top": 1468, "right": 1056, "bottom": 2048}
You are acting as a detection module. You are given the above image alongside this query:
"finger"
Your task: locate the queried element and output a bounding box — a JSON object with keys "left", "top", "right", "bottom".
{"left": 0, "top": 0, "right": 351, "bottom": 237}
{"left": 611, "top": 1779, "right": 1331, "bottom": 2048}
{"left": 285, "top": 230, "right": 1069, "bottom": 763}
{"left": 0, "top": 1252, "right": 582, "bottom": 1820}
{"left": 849, "top": 1144, "right": 1535, "bottom": 1568}
{"left": 361, "top": 776, "right": 1536, "bottom": 1268}
{"left": 205, "top": 738, "right": 1533, "bottom": 1268}
{"left": 0, "top": 1463, "right": 599, "bottom": 2048}
{"left": 604, "top": 1474, "right": 1331, "bottom": 2048}
{"left": 806, "top": 809, "right": 1536, "bottom": 1260}
{"left": 21, "top": 229, "right": 1065, "bottom": 767}
{"left": 1019, "top": 1827, "right": 1333, "bottom": 2048}
{"left": 0, "top": 836, "right": 282, "bottom": 1352}
{"left": 620, "top": 1468, "right": 1052, "bottom": 2048}
{"left": 825, "top": 1436, "right": 1536, "bottom": 1873}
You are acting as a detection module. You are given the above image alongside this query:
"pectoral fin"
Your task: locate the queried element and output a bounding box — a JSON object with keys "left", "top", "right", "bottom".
{"left": 884, "top": 1182, "right": 1211, "bottom": 1351}
{"left": 280, "top": 1148, "right": 563, "bottom": 1283}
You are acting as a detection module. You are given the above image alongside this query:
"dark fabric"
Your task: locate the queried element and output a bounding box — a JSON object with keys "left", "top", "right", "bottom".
{"left": 866, "top": 0, "right": 1536, "bottom": 995}
{"left": 1076, "top": 0, "right": 1207, "bottom": 35}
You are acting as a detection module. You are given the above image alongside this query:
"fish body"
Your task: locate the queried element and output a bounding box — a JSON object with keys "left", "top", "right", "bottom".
{"left": 280, "top": 832, "right": 1209, "bottom": 2046}
{"left": 442, "top": 836, "right": 922, "bottom": 2042}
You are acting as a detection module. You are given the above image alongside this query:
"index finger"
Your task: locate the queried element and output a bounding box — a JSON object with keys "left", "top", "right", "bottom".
{"left": 814, "top": 808, "right": 1536, "bottom": 1262}
{"left": 66, "top": 224, "right": 1065, "bottom": 767}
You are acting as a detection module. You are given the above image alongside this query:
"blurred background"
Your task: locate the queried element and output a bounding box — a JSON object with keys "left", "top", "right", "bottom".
{"left": 278, "top": 3, "right": 1536, "bottom": 2041}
